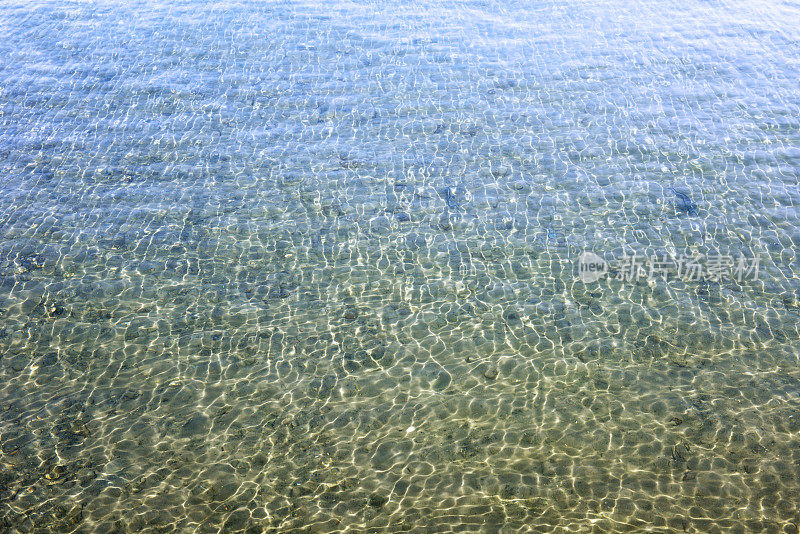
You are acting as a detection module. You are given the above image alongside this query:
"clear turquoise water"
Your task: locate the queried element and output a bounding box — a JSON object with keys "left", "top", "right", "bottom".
{"left": 2, "top": 0, "right": 800, "bottom": 532}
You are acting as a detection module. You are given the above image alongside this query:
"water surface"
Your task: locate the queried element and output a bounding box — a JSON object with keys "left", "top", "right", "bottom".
{"left": 2, "top": 0, "right": 800, "bottom": 531}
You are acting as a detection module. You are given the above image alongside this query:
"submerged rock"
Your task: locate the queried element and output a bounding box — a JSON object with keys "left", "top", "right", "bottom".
{"left": 672, "top": 188, "right": 698, "bottom": 216}
{"left": 368, "top": 494, "right": 387, "bottom": 508}
{"left": 483, "top": 365, "right": 499, "bottom": 380}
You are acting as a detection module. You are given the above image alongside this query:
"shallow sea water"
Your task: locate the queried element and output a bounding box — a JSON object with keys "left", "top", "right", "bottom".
{"left": 2, "top": 0, "right": 800, "bottom": 532}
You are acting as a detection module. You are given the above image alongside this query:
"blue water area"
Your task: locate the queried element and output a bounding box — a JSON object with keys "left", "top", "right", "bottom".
{"left": 1, "top": 0, "right": 800, "bottom": 532}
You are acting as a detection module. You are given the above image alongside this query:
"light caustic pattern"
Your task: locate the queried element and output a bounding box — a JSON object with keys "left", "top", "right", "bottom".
{"left": 1, "top": 0, "right": 800, "bottom": 532}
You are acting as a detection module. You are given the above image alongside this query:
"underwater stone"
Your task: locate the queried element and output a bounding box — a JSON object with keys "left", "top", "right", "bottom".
{"left": 503, "top": 309, "right": 521, "bottom": 324}
{"left": 672, "top": 189, "right": 698, "bottom": 216}
{"left": 45, "top": 465, "right": 67, "bottom": 481}
{"left": 483, "top": 365, "right": 498, "bottom": 380}
{"left": 39, "top": 353, "right": 58, "bottom": 367}
{"left": 368, "top": 494, "right": 387, "bottom": 508}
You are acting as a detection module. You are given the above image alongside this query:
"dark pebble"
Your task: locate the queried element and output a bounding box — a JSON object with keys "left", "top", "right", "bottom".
{"left": 47, "top": 302, "right": 67, "bottom": 317}
{"left": 46, "top": 465, "right": 67, "bottom": 480}
{"left": 368, "top": 494, "right": 387, "bottom": 508}
{"left": 40, "top": 353, "right": 58, "bottom": 367}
